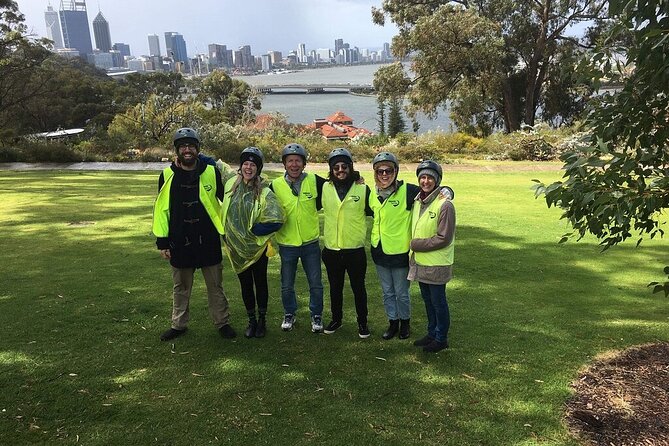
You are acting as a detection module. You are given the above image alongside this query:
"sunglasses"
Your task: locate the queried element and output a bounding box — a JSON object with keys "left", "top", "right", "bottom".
{"left": 333, "top": 163, "right": 349, "bottom": 172}
{"left": 375, "top": 168, "right": 395, "bottom": 175}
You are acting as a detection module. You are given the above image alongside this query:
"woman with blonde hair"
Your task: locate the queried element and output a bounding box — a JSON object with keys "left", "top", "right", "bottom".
{"left": 222, "top": 147, "right": 284, "bottom": 338}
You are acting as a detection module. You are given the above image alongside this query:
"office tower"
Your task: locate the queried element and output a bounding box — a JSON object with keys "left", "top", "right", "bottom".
{"left": 208, "top": 43, "right": 228, "bottom": 68}
{"left": 261, "top": 54, "right": 271, "bottom": 72}
{"left": 112, "top": 43, "right": 130, "bottom": 57}
{"left": 44, "top": 4, "right": 64, "bottom": 49}
{"left": 383, "top": 42, "right": 391, "bottom": 61}
{"left": 238, "top": 45, "right": 253, "bottom": 69}
{"left": 148, "top": 34, "right": 160, "bottom": 57}
{"left": 164, "top": 32, "right": 188, "bottom": 64}
{"left": 268, "top": 51, "right": 282, "bottom": 66}
{"left": 59, "top": 0, "right": 93, "bottom": 56}
{"left": 297, "top": 43, "right": 306, "bottom": 63}
{"left": 92, "top": 11, "right": 112, "bottom": 52}
{"left": 334, "top": 38, "right": 343, "bottom": 55}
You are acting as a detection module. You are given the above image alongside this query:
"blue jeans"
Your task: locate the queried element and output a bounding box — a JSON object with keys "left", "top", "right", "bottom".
{"left": 418, "top": 282, "right": 450, "bottom": 343}
{"left": 375, "top": 264, "right": 410, "bottom": 320}
{"left": 279, "top": 241, "right": 324, "bottom": 317}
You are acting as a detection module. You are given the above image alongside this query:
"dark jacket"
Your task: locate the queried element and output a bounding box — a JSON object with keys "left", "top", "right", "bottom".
{"left": 156, "top": 160, "right": 225, "bottom": 269}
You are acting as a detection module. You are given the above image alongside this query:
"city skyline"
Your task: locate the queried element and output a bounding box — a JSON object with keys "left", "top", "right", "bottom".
{"left": 16, "top": 0, "right": 399, "bottom": 58}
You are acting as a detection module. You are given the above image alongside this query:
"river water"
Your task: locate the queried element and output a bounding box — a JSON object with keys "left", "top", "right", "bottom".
{"left": 234, "top": 64, "right": 453, "bottom": 134}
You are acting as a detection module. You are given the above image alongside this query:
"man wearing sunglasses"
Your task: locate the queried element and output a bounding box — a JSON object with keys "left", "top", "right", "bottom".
{"left": 153, "top": 127, "right": 236, "bottom": 342}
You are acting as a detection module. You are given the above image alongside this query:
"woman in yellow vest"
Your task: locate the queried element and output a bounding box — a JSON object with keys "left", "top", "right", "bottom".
{"left": 321, "top": 148, "right": 374, "bottom": 338}
{"left": 408, "top": 160, "right": 455, "bottom": 353}
{"left": 222, "top": 147, "right": 284, "bottom": 338}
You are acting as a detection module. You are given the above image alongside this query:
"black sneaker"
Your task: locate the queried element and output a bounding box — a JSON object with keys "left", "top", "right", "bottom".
{"left": 423, "top": 339, "right": 448, "bottom": 353}
{"left": 323, "top": 320, "right": 342, "bottom": 334}
{"left": 160, "top": 328, "right": 186, "bottom": 341}
{"left": 358, "top": 323, "right": 371, "bottom": 339}
{"left": 218, "top": 324, "right": 237, "bottom": 339}
{"left": 413, "top": 335, "right": 435, "bottom": 347}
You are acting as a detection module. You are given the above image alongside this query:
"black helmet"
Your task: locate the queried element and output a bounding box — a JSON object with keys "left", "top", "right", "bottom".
{"left": 416, "top": 159, "right": 443, "bottom": 185}
{"left": 372, "top": 151, "right": 398, "bottom": 170}
{"left": 281, "top": 143, "right": 307, "bottom": 162}
{"left": 173, "top": 127, "right": 200, "bottom": 152}
{"left": 328, "top": 148, "right": 352, "bottom": 167}
{"left": 240, "top": 146, "right": 264, "bottom": 174}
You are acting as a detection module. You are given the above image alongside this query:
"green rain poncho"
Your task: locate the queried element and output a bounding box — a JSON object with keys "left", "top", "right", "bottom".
{"left": 223, "top": 177, "right": 284, "bottom": 274}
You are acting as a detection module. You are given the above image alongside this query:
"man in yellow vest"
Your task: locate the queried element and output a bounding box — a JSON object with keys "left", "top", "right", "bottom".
{"left": 153, "top": 127, "right": 236, "bottom": 342}
{"left": 270, "top": 143, "right": 327, "bottom": 333}
{"left": 408, "top": 160, "right": 455, "bottom": 353}
{"left": 321, "top": 148, "right": 373, "bottom": 338}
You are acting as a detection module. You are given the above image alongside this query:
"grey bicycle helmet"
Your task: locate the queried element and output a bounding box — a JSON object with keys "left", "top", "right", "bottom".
{"left": 173, "top": 127, "right": 200, "bottom": 151}
{"left": 281, "top": 143, "right": 307, "bottom": 162}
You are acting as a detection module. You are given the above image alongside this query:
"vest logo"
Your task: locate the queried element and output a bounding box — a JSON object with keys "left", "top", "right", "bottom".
{"left": 429, "top": 211, "right": 437, "bottom": 218}
{"left": 303, "top": 192, "right": 313, "bottom": 199}
{"left": 389, "top": 199, "right": 400, "bottom": 207}
{"left": 204, "top": 184, "right": 212, "bottom": 192}
{"left": 350, "top": 195, "right": 360, "bottom": 202}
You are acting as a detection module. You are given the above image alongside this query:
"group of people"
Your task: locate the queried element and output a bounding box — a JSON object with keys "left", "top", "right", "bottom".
{"left": 152, "top": 127, "right": 456, "bottom": 353}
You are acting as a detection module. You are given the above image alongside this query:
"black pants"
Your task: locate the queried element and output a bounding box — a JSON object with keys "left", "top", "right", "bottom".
{"left": 321, "top": 247, "right": 368, "bottom": 324}
{"left": 237, "top": 253, "right": 269, "bottom": 315}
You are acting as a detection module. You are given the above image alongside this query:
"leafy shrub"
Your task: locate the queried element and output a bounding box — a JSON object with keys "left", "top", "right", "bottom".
{"left": 0, "top": 146, "right": 20, "bottom": 162}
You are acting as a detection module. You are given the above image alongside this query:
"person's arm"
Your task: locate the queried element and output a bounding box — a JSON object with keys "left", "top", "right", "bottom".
{"left": 315, "top": 174, "right": 327, "bottom": 210}
{"left": 364, "top": 185, "right": 374, "bottom": 216}
{"left": 215, "top": 167, "right": 224, "bottom": 201}
{"left": 406, "top": 183, "right": 421, "bottom": 210}
{"left": 410, "top": 200, "right": 455, "bottom": 252}
{"left": 252, "top": 189, "right": 284, "bottom": 236}
{"left": 156, "top": 171, "right": 170, "bottom": 255}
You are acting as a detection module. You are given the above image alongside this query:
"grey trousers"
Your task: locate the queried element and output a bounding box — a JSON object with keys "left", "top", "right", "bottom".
{"left": 170, "top": 263, "right": 230, "bottom": 330}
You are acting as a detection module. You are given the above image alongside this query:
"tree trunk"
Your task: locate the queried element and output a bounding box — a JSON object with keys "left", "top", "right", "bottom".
{"left": 502, "top": 78, "right": 521, "bottom": 132}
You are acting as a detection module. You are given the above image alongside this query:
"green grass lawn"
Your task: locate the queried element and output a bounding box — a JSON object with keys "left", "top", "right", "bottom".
{"left": 0, "top": 168, "right": 666, "bottom": 445}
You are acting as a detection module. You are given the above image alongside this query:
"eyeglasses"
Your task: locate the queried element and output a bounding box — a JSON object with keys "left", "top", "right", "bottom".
{"left": 333, "top": 163, "right": 349, "bottom": 172}
{"left": 375, "top": 168, "right": 395, "bottom": 176}
{"left": 177, "top": 143, "right": 197, "bottom": 150}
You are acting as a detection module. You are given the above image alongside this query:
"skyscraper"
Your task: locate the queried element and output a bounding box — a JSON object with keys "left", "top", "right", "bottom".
{"left": 44, "top": 4, "right": 64, "bottom": 49}
{"left": 148, "top": 34, "right": 161, "bottom": 57}
{"left": 59, "top": 0, "right": 93, "bottom": 56}
{"left": 164, "top": 32, "right": 188, "bottom": 64}
{"left": 297, "top": 43, "right": 306, "bottom": 64}
{"left": 92, "top": 11, "right": 112, "bottom": 52}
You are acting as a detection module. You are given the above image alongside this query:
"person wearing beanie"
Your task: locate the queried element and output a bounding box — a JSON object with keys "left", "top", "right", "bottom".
{"left": 408, "top": 160, "right": 455, "bottom": 353}
{"left": 153, "top": 127, "right": 237, "bottom": 342}
{"left": 321, "top": 148, "right": 374, "bottom": 338}
{"left": 222, "top": 147, "right": 284, "bottom": 338}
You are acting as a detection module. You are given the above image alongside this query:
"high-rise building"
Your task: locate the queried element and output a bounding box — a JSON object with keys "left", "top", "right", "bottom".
{"left": 148, "top": 34, "right": 161, "bottom": 57}
{"left": 208, "top": 43, "right": 228, "bottom": 68}
{"left": 44, "top": 4, "right": 64, "bottom": 49}
{"left": 164, "top": 32, "right": 188, "bottom": 64}
{"left": 261, "top": 54, "right": 271, "bottom": 72}
{"left": 297, "top": 43, "right": 306, "bottom": 64}
{"left": 112, "top": 43, "right": 130, "bottom": 58}
{"left": 92, "top": 11, "right": 111, "bottom": 52}
{"left": 59, "top": 0, "right": 93, "bottom": 56}
{"left": 238, "top": 45, "right": 253, "bottom": 69}
{"left": 268, "top": 51, "right": 282, "bottom": 66}
{"left": 334, "top": 38, "right": 344, "bottom": 56}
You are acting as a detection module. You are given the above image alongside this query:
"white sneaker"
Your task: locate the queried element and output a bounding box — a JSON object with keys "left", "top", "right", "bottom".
{"left": 311, "top": 315, "right": 323, "bottom": 333}
{"left": 281, "top": 314, "right": 295, "bottom": 331}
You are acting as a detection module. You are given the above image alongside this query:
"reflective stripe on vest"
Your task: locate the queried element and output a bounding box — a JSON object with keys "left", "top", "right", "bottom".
{"left": 322, "top": 182, "right": 367, "bottom": 250}
{"left": 410, "top": 197, "right": 454, "bottom": 266}
{"left": 271, "top": 173, "right": 319, "bottom": 246}
{"left": 152, "top": 165, "right": 223, "bottom": 237}
{"left": 369, "top": 183, "right": 411, "bottom": 255}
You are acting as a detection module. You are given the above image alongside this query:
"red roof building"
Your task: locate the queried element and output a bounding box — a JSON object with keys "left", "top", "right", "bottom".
{"left": 312, "top": 110, "right": 372, "bottom": 140}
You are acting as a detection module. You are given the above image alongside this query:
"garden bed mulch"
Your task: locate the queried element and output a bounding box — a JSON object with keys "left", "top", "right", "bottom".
{"left": 565, "top": 342, "right": 669, "bottom": 445}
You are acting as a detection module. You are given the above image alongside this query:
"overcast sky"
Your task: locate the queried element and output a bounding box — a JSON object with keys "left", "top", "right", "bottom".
{"left": 15, "top": 0, "right": 398, "bottom": 57}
